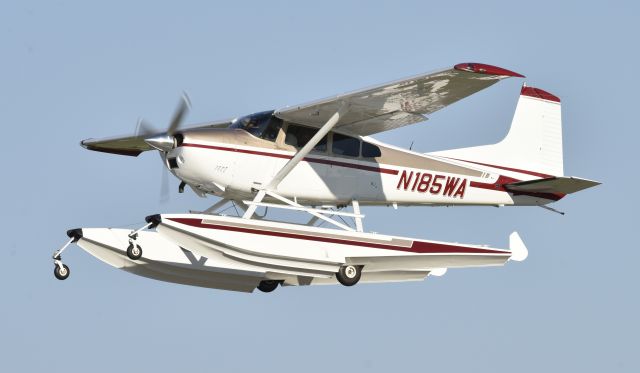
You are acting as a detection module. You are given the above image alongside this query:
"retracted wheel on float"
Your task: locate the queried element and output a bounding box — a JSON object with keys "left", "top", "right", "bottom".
{"left": 336, "top": 265, "right": 362, "bottom": 286}
{"left": 257, "top": 280, "right": 280, "bottom": 293}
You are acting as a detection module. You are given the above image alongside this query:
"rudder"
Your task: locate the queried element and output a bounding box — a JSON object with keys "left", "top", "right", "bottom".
{"left": 431, "top": 84, "right": 564, "bottom": 177}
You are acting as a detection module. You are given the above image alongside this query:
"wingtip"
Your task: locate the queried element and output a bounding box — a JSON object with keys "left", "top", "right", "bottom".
{"left": 454, "top": 62, "right": 525, "bottom": 78}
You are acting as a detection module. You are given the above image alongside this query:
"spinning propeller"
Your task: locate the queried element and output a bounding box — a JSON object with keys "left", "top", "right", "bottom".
{"left": 136, "top": 93, "right": 192, "bottom": 202}
{"left": 143, "top": 93, "right": 191, "bottom": 152}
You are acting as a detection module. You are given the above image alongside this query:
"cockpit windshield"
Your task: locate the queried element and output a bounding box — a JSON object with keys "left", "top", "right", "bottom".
{"left": 230, "top": 110, "right": 282, "bottom": 141}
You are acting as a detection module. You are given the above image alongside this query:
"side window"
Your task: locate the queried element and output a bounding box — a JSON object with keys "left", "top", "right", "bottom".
{"left": 332, "top": 133, "right": 360, "bottom": 157}
{"left": 260, "top": 116, "right": 283, "bottom": 142}
{"left": 285, "top": 124, "right": 327, "bottom": 152}
{"left": 362, "top": 141, "right": 381, "bottom": 158}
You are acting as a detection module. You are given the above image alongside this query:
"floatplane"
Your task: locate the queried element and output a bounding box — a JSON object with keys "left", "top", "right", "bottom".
{"left": 52, "top": 63, "right": 599, "bottom": 293}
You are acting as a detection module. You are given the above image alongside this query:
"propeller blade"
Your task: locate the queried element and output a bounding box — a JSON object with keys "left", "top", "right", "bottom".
{"left": 167, "top": 92, "right": 191, "bottom": 135}
{"left": 160, "top": 160, "right": 170, "bottom": 204}
{"left": 135, "top": 118, "right": 156, "bottom": 137}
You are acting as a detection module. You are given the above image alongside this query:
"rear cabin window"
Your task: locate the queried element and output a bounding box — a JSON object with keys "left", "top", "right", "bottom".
{"left": 332, "top": 134, "right": 360, "bottom": 157}
{"left": 284, "top": 124, "right": 327, "bottom": 152}
{"left": 361, "top": 141, "right": 381, "bottom": 158}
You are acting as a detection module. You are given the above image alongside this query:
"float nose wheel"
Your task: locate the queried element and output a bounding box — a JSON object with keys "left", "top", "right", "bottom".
{"left": 125, "top": 222, "right": 153, "bottom": 261}
{"left": 54, "top": 263, "right": 70, "bottom": 280}
{"left": 126, "top": 242, "right": 143, "bottom": 260}
{"left": 336, "top": 264, "right": 362, "bottom": 286}
{"left": 51, "top": 231, "right": 81, "bottom": 281}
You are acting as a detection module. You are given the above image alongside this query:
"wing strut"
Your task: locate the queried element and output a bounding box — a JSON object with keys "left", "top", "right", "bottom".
{"left": 352, "top": 200, "right": 363, "bottom": 232}
{"left": 243, "top": 103, "right": 348, "bottom": 220}
{"left": 267, "top": 104, "right": 347, "bottom": 190}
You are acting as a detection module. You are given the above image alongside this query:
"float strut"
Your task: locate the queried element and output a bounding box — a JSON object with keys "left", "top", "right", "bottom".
{"left": 52, "top": 237, "right": 75, "bottom": 263}
{"left": 128, "top": 222, "right": 153, "bottom": 240}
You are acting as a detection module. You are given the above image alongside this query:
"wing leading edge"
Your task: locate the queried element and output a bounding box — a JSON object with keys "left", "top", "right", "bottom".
{"left": 81, "top": 119, "right": 233, "bottom": 157}
{"left": 275, "top": 62, "right": 524, "bottom": 136}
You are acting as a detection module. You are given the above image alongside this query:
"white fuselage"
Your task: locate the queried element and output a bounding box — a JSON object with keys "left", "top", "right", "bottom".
{"left": 165, "top": 128, "right": 560, "bottom": 207}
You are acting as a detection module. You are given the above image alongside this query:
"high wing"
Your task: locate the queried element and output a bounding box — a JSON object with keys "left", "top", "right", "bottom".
{"left": 275, "top": 63, "right": 524, "bottom": 136}
{"left": 80, "top": 119, "right": 232, "bottom": 157}
{"left": 82, "top": 62, "right": 522, "bottom": 156}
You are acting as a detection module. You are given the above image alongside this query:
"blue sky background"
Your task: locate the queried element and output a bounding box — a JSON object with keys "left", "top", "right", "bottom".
{"left": 2, "top": 1, "right": 637, "bottom": 371}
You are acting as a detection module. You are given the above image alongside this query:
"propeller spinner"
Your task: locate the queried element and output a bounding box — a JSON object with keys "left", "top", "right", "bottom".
{"left": 144, "top": 93, "right": 191, "bottom": 151}
{"left": 145, "top": 134, "right": 176, "bottom": 152}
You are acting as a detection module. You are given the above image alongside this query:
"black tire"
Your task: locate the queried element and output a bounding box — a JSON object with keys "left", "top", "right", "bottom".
{"left": 54, "top": 264, "right": 70, "bottom": 280}
{"left": 257, "top": 280, "right": 279, "bottom": 293}
{"left": 126, "top": 243, "right": 143, "bottom": 260}
{"left": 336, "top": 265, "right": 361, "bottom": 286}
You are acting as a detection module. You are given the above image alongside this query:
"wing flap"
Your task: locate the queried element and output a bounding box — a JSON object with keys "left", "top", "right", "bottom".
{"left": 505, "top": 176, "right": 601, "bottom": 195}
{"left": 275, "top": 62, "right": 523, "bottom": 136}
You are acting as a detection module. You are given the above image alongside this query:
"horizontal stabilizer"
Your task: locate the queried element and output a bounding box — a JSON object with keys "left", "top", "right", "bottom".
{"left": 505, "top": 176, "right": 600, "bottom": 195}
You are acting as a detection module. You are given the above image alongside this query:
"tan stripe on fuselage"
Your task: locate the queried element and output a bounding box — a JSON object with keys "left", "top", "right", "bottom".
{"left": 182, "top": 127, "right": 482, "bottom": 177}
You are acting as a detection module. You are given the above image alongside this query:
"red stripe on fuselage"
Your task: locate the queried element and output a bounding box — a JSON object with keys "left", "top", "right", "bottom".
{"left": 182, "top": 143, "right": 399, "bottom": 175}
{"left": 167, "top": 217, "right": 510, "bottom": 255}
{"left": 182, "top": 143, "right": 562, "bottom": 201}
{"left": 438, "top": 158, "right": 564, "bottom": 200}
{"left": 470, "top": 176, "right": 564, "bottom": 201}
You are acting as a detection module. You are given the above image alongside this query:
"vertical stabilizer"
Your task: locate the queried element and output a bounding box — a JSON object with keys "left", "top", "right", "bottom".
{"left": 431, "top": 85, "right": 564, "bottom": 177}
